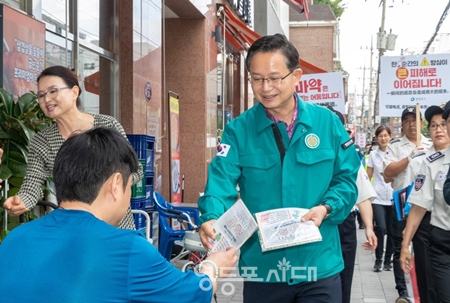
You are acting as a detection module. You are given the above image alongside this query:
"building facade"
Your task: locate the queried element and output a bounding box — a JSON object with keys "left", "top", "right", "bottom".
{"left": 1, "top": 0, "right": 263, "bottom": 204}
{"left": 289, "top": 4, "right": 338, "bottom": 72}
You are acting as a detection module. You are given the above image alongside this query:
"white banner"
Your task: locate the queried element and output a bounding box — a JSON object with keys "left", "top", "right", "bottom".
{"left": 296, "top": 72, "right": 345, "bottom": 113}
{"left": 379, "top": 54, "right": 450, "bottom": 117}
{"left": 357, "top": 133, "right": 366, "bottom": 147}
{"left": 348, "top": 124, "right": 357, "bottom": 138}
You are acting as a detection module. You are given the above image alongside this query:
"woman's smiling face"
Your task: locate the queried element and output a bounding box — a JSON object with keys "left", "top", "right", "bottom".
{"left": 37, "top": 75, "right": 78, "bottom": 119}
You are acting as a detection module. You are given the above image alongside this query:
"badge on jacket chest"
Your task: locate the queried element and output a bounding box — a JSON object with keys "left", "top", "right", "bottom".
{"left": 305, "top": 134, "right": 320, "bottom": 149}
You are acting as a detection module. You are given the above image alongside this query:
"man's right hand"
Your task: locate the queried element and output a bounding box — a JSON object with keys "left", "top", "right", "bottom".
{"left": 408, "top": 147, "right": 425, "bottom": 161}
{"left": 199, "top": 219, "right": 216, "bottom": 250}
{"left": 3, "top": 196, "right": 28, "bottom": 216}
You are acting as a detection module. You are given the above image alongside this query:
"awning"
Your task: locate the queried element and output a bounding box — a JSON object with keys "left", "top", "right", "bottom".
{"left": 222, "top": 6, "right": 259, "bottom": 51}
{"left": 299, "top": 59, "right": 327, "bottom": 74}
{"left": 283, "top": 0, "right": 309, "bottom": 20}
{"left": 220, "top": 5, "right": 325, "bottom": 74}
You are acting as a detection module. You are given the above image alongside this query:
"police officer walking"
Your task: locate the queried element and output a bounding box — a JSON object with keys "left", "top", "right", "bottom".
{"left": 383, "top": 106, "right": 432, "bottom": 303}
{"left": 401, "top": 100, "right": 450, "bottom": 303}
{"left": 401, "top": 104, "right": 449, "bottom": 303}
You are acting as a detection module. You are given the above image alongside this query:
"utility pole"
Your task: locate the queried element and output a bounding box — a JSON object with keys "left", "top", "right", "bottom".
{"left": 367, "top": 38, "right": 374, "bottom": 139}
{"left": 360, "top": 66, "right": 366, "bottom": 127}
{"left": 373, "top": 0, "right": 387, "bottom": 130}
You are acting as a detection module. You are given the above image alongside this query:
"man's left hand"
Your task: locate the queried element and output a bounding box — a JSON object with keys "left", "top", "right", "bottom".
{"left": 301, "top": 205, "right": 327, "bottom": 227}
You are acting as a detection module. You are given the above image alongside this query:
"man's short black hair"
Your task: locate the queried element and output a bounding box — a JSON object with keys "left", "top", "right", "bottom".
{"left": 53, "top": 127, "right": 139, "bottom": 205}
{"left": 245, "top": 33, "right": 300, "bottom": 72}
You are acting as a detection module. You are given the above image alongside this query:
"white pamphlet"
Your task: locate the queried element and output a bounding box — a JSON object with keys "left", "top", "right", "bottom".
{"left": 209, "top": 199, "right": 258, "bottom": 253}
{"left": 255, "top": 207, "right": 322, "bottom": 252}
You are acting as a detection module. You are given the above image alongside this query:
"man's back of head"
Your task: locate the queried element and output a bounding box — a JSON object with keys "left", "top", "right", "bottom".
{"left": 0, "top": 127, "right": 146, "bottom": 302}
{"left": 54, "top": 127, "right": 139, "bottom": 205}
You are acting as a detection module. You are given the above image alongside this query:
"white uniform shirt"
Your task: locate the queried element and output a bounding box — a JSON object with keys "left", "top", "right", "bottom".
{"left": 356, "top": 164, "right": 377, "bottom": 204}
{"left": 408, "top": 146, "right": 450, "bottom": 231}
{"left": 383, "top": 135, "right": 432, "bottom": 191}
{"left": 368, "top": 148, "right": 393, "bottom": 206}
{"left": 403, "top": 146, "right": 436, "bottom": 188}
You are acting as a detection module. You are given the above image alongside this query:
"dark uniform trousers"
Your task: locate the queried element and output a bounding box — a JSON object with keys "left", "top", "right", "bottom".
{"left": 373, "top": 204, "right": 394, "bottom": 262}
{"left": 391, "top": 207, "right": 407, "bottom": 294}
{"left": 338, "top": 211, "right": 357, "bottom": 303}
{"left": 429, "top": 225, "right": 450, "bottom": 303}
{"left": 412, "top": 211, "right": 438, "bottom": 303}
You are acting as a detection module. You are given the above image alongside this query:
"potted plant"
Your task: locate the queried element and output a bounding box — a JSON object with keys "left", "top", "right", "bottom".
{"left": 0, "top": 88, "right": 54, "bottom": 242}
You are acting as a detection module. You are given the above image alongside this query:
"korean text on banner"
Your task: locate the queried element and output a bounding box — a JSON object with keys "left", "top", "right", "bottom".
{"left": 295, "top": 72, "right": 346, "bottom": 113}
{"left": 379, "top": 54, "right": 450, "bottom": 117}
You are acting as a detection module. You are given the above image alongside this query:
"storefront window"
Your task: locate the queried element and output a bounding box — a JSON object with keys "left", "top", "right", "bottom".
{"left": 79, "top": 0, "right": 100, "bottom": 45}
{"left": 142, "top": 0, "right": 161, "bottom": 48}
{"left": 42, "top": 0, "right": 70, "bottom": 33}
{"left": 45, "top": 40, "right": 73, "bottom": 68}
{"left": 79, "top": 47, "right": 99, "bottom": 113}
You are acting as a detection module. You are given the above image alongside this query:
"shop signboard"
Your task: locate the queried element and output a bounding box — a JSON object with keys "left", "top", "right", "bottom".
{"left": 168, "top": 91, "right": 182, "bottom": 203}
{"left": 295, "top": 72, "right": 345, "bottom": 113}
{"left": 1, "top": 4, "right": 45, "bottom": 97}
{"left": 379, "top": 54, "right": 450, "bottom": 117}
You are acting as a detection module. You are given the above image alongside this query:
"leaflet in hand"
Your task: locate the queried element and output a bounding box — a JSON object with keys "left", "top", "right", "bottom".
{"left": 255, "top": 207, "right": 322, "bottom": 252}
{"left": 209, "top": 199, "right": 258, "bottom": 253}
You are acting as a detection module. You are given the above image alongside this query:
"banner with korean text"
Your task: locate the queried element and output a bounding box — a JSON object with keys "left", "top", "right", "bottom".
{"left": 379, "top": 54, "right": 450, "bottom": 117}
{"left": 1, "top": 4, "right": 45, "bottom": 98}
{"left": 295, "top": 72, "right": 345, "bottom": 113}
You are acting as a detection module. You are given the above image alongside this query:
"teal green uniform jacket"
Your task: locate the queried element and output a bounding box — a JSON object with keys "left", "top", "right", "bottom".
{"left": 199, "top": 95, "right": 360, "bottom": 284}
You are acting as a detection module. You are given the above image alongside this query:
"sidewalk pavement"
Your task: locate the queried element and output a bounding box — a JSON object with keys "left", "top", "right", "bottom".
{"left": 176, "top": 228, "right": 400, "bottom": 303}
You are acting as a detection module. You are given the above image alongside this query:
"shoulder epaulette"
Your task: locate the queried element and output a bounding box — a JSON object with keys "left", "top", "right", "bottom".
{"left": 427, "top": 151, "right": 444, "bottom": 163}
{"left": 411, "top": 151, "right": 426, "bottom": 159}
{"left": 390, "top": 139, "right": 401, "bottom": 144}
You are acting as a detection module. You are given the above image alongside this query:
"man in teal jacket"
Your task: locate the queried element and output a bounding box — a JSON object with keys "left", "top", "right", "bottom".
{"left": 199, "top": 33, "right": 360, "bottom": 303}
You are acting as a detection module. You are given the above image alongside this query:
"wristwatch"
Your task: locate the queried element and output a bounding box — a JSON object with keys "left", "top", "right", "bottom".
{"left": 321, "top": 203, "right": 332, "bottom": 218}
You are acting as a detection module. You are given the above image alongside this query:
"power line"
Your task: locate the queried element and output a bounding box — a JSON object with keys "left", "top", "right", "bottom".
{"left": 423, "top": 0, "right": 450, "bottom": 54}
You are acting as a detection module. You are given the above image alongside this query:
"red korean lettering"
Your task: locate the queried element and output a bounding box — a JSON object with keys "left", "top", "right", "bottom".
{"left": 307, "top": 79, "right": 322, "bottom": 92}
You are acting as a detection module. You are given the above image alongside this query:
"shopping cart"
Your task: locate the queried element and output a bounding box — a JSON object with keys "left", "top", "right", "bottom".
{"left": 152, "top": 192, "right": 208, "bottom": 271}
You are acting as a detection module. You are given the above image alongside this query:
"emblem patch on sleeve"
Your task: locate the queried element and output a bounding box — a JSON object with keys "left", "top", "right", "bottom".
{"left": 217, "top": 144, "right": 231, "bottom": 157}
{"left": 342, "top": 139, "right": 354, "bottom": 150}
{"left": 426, "top": 151, "right": 444, "bottom": 162}
{"left": 415, "top": 174, "right": 426, "bottom": 191}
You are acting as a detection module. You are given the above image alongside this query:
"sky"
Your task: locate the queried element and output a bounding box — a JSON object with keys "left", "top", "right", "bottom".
{"left": 339, "top": 0, "right": 450, "bottom": 95}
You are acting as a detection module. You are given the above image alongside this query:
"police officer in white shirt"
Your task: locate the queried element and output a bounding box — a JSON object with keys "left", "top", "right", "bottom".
{"left": 383, "top": 106, "right": 432, "bottom": 303}
{"left": 326, "top": 106, "right": 378, "bottom": 303}
{"left": 401, "top": 104, "right": 449, "bottom": 303}
{"left": 367, "top": 126, "right": 394, "bottom": 272}
{"left": 400, "top": 100, "right": 450, "bottom": 303}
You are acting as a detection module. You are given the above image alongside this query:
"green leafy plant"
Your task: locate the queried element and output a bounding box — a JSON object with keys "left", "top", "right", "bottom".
{"left": 315, "top": 0, "right": 346, "bottom": 19}
{"left": 0, "top": 88, "right": 54, "bottom": 242}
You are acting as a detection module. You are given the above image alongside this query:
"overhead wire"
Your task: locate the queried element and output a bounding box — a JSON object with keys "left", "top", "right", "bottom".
{"left": 422, "top": 0, "right": 450, "bottom": 54}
